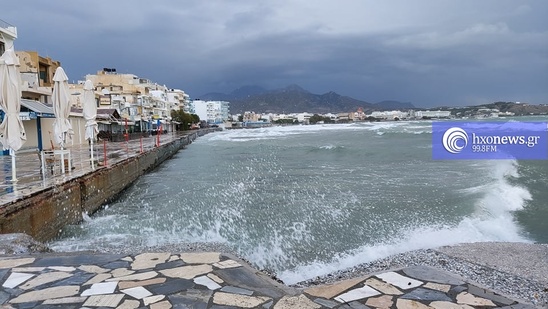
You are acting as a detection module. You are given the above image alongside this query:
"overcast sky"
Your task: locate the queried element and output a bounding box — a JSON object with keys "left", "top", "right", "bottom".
{"left": 3, "top": 1, "right": 547, "bottom": 107}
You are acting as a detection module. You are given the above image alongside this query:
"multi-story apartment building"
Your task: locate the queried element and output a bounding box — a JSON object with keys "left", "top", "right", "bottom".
{"left": 17, "top": 51, "right": 61, "bottom": 103}
{"left": 78, "top": 68, "right": 179, "bottom": 131}
{"left": 185, "top": 97, "right": 196, "bottom": 114}
{"left": 84, "top": 68, "right": 144, "bottom": 111}
{"left": 78, "top": 69, "right": 193, "bottom": 132}
{"left": 149, "top": 89, "right": 169, "bottom": 121}
{"left": 191, "top": 100, "right": 230, "bottom": 124}
{"left": 167, "top": 88, "right": 188, "bottom": 112}
{"left": 1, "top": 21, "right": 193, "bottom": 149}
{"left": 243, "top": 111, "right": 260, "bottom": 122}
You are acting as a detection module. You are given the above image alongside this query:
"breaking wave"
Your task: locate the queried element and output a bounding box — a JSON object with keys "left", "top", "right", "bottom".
{"left": 49, "top": 122, "right": 537, "bottom": 287}
{"left": 278, "top": 159, "right": 532, "bottom": 284}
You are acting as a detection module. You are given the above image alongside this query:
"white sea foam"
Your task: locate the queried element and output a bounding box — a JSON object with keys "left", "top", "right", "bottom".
{"left": 279, "top": 214, "right": 529, "bottom": 284}
{"left": 277, "top": 159, "right": 533, "bottom": 285}
{"left": 82, "top": 212, "right": 92, "bottom": 222}
{"left": 204, "top": 121, "right": 432, "bottom": 142}
{"left": 319, "top": 145, "right": 341, "bottom": 150}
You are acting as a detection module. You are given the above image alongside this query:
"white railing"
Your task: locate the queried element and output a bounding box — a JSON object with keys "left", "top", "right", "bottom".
{"left": 0, "top": 19, "right": 13, "bottom": 29}
{"left": 0, "top": 19, "right": 17, "bottom": 37}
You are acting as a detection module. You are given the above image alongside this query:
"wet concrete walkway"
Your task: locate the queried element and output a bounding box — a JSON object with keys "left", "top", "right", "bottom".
{"left": 0, "top": 251, "right": 538, "bottom": 309}
{"left": 0, "top": 131, "right": 196, "bottom": 206}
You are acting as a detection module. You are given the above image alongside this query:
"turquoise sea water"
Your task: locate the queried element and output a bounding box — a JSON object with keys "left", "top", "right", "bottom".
{"left": 51, "top": 120, "right": 548, "bottom": 284}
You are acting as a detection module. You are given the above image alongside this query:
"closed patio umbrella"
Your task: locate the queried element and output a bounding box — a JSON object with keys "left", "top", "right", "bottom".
{"left": 0, "top": 48, "right": 26, "bottom": 182}
{"left": 52, "top": 67, "right": 73, "bottom": 173}
{"left": 83, "top": 80, "right": 98, "bottom": 169}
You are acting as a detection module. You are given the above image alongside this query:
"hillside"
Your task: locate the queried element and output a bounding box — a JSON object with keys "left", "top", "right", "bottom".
{"left": 200, "top": 85, "right": 414, "bottom": 114}
{"left": 442, "top": 101, "right": 548, "bottom": 116}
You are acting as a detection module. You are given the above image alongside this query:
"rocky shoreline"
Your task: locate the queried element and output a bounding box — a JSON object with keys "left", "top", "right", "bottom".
{"left": 2, "top": 235, "right": 546, "bottom": 307}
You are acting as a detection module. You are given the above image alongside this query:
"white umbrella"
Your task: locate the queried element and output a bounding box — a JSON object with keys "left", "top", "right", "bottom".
{"left": 52, "top": 67, "right": 73, "bottom": 173}
{"left": 0, "top": 48, "right": 26, "bottom": 182}
{"left": 82, "top": 80, "right": 98, "bottom": 169}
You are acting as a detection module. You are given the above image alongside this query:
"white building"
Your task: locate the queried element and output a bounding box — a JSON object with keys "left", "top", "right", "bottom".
{"left": 167, "top": 88, "right": 188, "bottom": 112}
{"left": 259, "top": 113, "right": 273, "bottom": 122}
{"left": 297, "top": 112, "right": 313, "bottom": 123}
{"left": 271, "top": 113, "right": 298, "bottom": 122}
{"left": 149, "top": 90, "right": 169, "bottom": 120}
{"left": 370, "top": 110, "right": 409, "bottom": 120}
{"left": 414, "top": 110, "right": 451, "bottom": 118}
{"left": 0, "top": 18, "right": 17, "bottom": 55}
{"left": 191, "top": 100, "right": 230, "bottom": 124}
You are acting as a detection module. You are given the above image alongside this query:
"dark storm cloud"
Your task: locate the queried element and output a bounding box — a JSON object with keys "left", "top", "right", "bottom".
{"left": 2, "top": 0, "right": 547, "bottom": 107}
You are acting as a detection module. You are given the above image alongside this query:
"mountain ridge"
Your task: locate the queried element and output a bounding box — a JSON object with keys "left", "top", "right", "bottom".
{"left": 199, "top": 85, "right": 415, "bottom": 114}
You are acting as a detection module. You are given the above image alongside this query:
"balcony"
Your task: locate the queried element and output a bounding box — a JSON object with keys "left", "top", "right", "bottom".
{"left": 0, "top": 19, "right": 17, "bottom": 38}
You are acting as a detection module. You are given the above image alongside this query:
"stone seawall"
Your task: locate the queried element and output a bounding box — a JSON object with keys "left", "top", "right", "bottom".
{"left": 0, "top": 130, "right": 211, "bottom": 242}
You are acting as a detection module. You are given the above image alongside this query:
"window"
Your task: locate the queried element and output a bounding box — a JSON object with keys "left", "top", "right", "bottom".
{"left": 39, "top": 68, "right": 49, "bottom": 83}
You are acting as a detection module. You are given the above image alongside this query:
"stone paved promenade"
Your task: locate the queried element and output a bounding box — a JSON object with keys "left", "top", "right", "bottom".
{"left": 0, "top": 251, "right": 539, "bottom": 309}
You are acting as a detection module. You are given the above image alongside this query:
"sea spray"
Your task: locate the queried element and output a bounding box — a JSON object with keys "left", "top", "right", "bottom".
{"left": 48, "top": 121, "right": 544, "bottom": 285}
{"left": 278, "top": 159, "right": 533, "bottom": 284}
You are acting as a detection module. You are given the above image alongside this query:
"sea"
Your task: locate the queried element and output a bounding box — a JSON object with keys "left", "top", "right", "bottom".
{"left": 50, "top": 118, "right": 548, "bottom": 285}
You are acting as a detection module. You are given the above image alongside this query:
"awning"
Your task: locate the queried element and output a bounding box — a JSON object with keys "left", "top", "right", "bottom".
{"left": 20, "top": 99, "right": 55, "bottom": 118}
{"left": 112, "top": 121, "right": 136, "bottom": 126}
{"left": 97, "top": 120, "right": 136, "bottom": 126}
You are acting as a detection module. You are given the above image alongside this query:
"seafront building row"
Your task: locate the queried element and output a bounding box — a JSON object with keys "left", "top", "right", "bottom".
{"left": 236, "top": 106, "right": 517, "bottom": 125}
{"left": 0, "top": 19, "right": 230, "bottom": 152}
{"left": 238, "top": 109, "right": 453, "bottom": 125}
{"left": 0, "top": 17, "right": 497, "bottom": 150}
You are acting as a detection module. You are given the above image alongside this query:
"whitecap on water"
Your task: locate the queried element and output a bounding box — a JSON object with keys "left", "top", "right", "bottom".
{"left": 278, "top": 159, "right": 533, "bottom": 285}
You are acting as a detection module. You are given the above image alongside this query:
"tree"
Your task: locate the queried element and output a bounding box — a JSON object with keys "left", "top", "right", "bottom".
{"left": 309, "top": 114, "right": 323, "bottom": 124}
{"left": 274, "top": 118, "right": 298, "bottom": 124}
{"left": 309, "top": 114, "right": 335, "bottom": 124}
{"left": 171, "top": 110, "right": 200, "bottom": 130}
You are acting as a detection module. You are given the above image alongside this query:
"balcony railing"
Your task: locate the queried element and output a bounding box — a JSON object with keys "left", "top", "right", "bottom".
{"left": 0, "top": 19, "right": 17, "bottom": 37}
{"left": 0, "top": 19, "right": 13, "bottom": 29}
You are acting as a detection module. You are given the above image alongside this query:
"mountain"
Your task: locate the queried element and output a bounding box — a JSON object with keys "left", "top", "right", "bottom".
{"left": 197, "top": 92, "right": 226, "bottom": 101}
{"left": 200, "top": 85, "right": 415, "bottom": 114}
{"left": 230, "top": 85, "right": 268, "bottom": 99}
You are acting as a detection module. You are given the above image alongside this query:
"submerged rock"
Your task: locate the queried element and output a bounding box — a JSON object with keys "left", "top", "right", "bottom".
{"left": 0, "top": 233, "right": 52, "bottom": 254}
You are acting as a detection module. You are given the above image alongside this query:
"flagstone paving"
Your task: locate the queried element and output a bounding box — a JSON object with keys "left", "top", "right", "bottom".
{"left": 0, "top": 252, "right": 539, "bottom": 308}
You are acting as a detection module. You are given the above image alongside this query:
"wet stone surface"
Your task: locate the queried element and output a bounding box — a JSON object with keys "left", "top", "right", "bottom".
{"left": 400, "top": 287, "right": 453, "bottom": 302}
{"left": 0, "top": 252, "right": 539, "bottom": 308}
{"left": 402, "top": 266, "right": 465, "bottom": 286}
